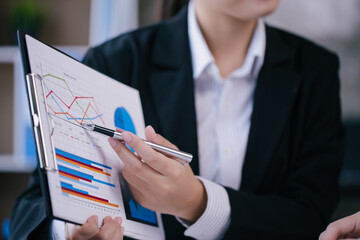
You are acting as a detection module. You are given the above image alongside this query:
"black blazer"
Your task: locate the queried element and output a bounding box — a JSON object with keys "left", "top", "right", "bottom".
{"left": 10, "top": 7, "right": 345, "bottom": 240}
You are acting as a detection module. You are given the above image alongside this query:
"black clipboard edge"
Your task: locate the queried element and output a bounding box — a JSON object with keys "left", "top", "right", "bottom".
{"left": 17, "top": 31, "right": 119, "bottom": 228}
{"left": 17, "top": 31, "right": 81, "bottom": 226}
{"left": 17, "top": 30, "right": 55, "bottom": 223}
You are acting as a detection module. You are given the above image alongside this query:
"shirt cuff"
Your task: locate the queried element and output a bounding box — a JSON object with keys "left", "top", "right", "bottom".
{"left": 51, "top": 219, "right": 66, "bottom": 240}
{"left": 177, "top": 176, "right": 231, "bottom": 239}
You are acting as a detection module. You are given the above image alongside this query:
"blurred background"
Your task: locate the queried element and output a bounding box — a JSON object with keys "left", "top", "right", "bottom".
{"left": 0, "top": 0, "right": 359, "bottom": 239}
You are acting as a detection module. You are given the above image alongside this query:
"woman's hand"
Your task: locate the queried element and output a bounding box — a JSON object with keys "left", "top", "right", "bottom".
{"left": 108, "top": 126, "right": 207, "bottom": 222}
{"left": 319, "top": 211, "right": 360, "bottom": 240}
{"left": 66, "top": 215, "right": 123, "bottom": 240}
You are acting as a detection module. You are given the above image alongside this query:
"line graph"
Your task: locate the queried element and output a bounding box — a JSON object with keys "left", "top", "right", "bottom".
{"left": 46, "top": 89, "right": 93, "bottom": 110}
{"left": 42, "top": 73, "right": 105, "bottom": 126}
{"left": 44, "top": 73, "right": 90, "bottom": 117}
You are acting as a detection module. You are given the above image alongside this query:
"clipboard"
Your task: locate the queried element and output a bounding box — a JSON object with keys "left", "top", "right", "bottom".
{"left": 18, "top": 31, "right": 165, "bottom": 240}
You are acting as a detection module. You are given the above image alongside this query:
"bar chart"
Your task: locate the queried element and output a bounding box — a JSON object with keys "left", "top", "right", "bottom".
{"left": 55, "top": 148, "right": 120, "bottom": 210}
{"left": 60, "top": 182, "right": 119, "bottom": 208}
{"left": 56, "top": 148, "right": 112, "bottom": 178}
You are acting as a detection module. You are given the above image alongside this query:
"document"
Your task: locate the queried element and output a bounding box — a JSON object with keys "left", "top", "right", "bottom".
{"left": 20, "top": 34, "right": 164, "bottom": 239}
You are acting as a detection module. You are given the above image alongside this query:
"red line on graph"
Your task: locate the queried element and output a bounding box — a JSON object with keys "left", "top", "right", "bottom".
{"left": 81, "top": 103, "right": 91, "bottom": 125}
{"left": 48, "top": 104, "right": 82, "bottom": 125}
{"left": 46, "top": 89, "right": 105, "bottom": 125}
{"left": 47, "top": 103, "right": 105, "bottom": 127}
{"left": 46, "top": 90, "right": 94, "bottom": 109}
{"left": 88, "top": 103, "right": 104, "bottom": 125}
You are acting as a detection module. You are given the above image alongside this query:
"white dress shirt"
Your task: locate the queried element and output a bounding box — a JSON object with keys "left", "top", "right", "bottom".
{"left": 52, "top": 1, "right": 266, "bottom": 239}
{"left": 182, "top": 1, "right": 266, "bottom": 239}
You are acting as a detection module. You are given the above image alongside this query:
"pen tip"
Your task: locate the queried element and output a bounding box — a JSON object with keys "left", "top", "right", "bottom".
{"left": 81, "top": 122, "right": 94, "bottom": 130}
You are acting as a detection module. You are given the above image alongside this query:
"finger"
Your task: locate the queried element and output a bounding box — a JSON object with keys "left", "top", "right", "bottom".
{"left": 145, "top": 125, "right": 178, "bottom": 150}
{"left": 320, "top": 213, "right": 360, "bottom": 240}
{"left": 114, "top": 216, "right": 122, "bottom": 226}
{"left": 333, "top": 214, "right": 360, "bottom": 238}
{"left": 121, "top": 163, "right": 144, "bottom": 188}
{"left": 114, "top": 226, "right": 124, "bottom": 240}
{"left": 102, "top": 216, "right": 114, "bottom": 225}
{"left": 109, "top": 137, "right": 139, "bottom": 164}
{"left": 109, "top": 137, "right": 143, "bottom": 167}
{"left": 121, "top": 164, "right": 161, "bottom": 204}
{"left": 319, "top": 228, "right": 339, "bottom": 240}
{"left": 97, "top": 216, "right": 119, "bottom": 239}
{"left": 122, "top": 131, "right": 180, "bottom": 175}
{"left": 71, "top": 215, "right": 100, "bottom": 240}
{"left": 110, "top": 222, "right": 124, "bottom": 240}
{"left": 110, "top": 138, "right": 162, "bottom": 182}
{"left": 126, "top": 185, "right": 153, "bottom": 209}
{"left": 115, "top": 127, "right": 123, "bottom": 132}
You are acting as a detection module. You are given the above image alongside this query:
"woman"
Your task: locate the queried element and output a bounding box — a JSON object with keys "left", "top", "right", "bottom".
{"left": 10, "top": 0, "right": 345, "bottom": 239}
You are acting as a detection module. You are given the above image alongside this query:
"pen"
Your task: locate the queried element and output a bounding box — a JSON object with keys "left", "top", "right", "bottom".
{"left": 81, "top": 123, "right": 192, "bottom": 164}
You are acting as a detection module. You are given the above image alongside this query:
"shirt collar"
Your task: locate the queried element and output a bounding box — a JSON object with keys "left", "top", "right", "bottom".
{"left": 187, "top": 0, "right": 266, "bottom": 80}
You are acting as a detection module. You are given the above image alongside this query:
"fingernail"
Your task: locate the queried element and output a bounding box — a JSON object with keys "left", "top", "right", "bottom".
{"left": 148, "top": 125, "right": 156, "bottom": 135}
{"left": 122, "top": 132, "right": 132, "bottom": 143}
{"left": 108, "top": 138, "right": 117, "bottom": 148}
{"left": 116, "top": 217, "right": 122, "bottom": 224}
{"left": 146, "top": 125, "right": 157, "bottom": 141}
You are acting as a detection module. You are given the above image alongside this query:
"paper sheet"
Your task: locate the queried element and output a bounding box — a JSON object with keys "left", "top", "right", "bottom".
{"left": 25, "top": 35, "right": 164, "bottom": 240}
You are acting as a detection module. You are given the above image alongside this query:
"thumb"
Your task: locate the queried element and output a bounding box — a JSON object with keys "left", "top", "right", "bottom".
{"left": 145, "top": 125, "right": 178, "bottom": 150}
{"left": 71, "top": 215, "right": 100, "bottom": 239}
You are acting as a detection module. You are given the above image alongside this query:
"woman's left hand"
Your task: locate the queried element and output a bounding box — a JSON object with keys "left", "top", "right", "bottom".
{"left": 108, "top": 126, "right": 207, "bottom": 222}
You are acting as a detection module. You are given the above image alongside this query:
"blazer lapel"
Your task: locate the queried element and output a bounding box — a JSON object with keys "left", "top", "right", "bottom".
{"left": 240, "top": 26, "right": 301, "bottom": 192}
{"left": 148, "top": 8, "right": 200, "bottom": 175}
{"left": 146, "top": 13, "right": 301, "bottom": 187}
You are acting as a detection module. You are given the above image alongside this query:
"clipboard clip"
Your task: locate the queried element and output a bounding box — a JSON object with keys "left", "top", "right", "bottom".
{"left": 26, "top": 73, "right": 58, "bottom": 172}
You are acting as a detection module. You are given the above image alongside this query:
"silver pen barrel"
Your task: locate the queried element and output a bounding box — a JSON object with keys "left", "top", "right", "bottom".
{"left": 145, "top": 141, "right": 192, "bottom": 164}
{"left": 113, "top": 131, "right": 192, "bottom": 164}
{"left": 83, "top": 123, "right": 192, "bottom": 164}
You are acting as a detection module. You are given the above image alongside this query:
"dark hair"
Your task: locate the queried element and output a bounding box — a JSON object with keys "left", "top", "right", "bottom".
{"left": 162, "top": 0, "right": 189, "bottom": 20}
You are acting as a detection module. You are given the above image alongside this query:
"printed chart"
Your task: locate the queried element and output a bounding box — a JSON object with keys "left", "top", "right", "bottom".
{"left": 27, "top": 57, "right": 124, "bottom": 216}
{"left": 41, "top": 69, "right": 105, "bottom": 127}
{"left": 24, "top": 34, "right": 162, "bottom": 233}
{"left": 56, "top": 148, "right": 118, "bottom": 208}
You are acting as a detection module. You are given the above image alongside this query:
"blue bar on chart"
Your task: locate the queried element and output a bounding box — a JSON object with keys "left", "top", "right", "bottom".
{"left": 55, "top": 148, "right": 112, "bottom": 169}
{"left": 58, "top": 165, "right": 115, "bottom": 187}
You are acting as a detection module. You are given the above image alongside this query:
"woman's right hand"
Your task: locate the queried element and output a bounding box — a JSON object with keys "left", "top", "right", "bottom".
{"left": 66, "top": 215, "right": 124, "bottom": 240}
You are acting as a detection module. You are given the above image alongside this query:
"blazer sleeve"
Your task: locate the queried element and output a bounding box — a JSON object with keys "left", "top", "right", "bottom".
{"left": 223, "top": 54, "right": 345, "bottom": 239}
{"left": 9, "top": 169, "right": 52, "bottom": 240}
